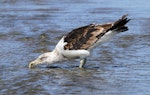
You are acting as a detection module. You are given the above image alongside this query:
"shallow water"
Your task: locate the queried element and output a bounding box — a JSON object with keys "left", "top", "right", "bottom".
{"left": 0, "top": 0, "right": 150, "bottom": 95}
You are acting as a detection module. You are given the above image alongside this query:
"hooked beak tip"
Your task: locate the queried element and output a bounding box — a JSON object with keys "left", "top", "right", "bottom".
{"left": 29, "top": 62, "right": 36, "bottom": 68}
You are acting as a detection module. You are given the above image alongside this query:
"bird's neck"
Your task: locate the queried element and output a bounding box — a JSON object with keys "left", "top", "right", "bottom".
{"left": 51, "top": 48, "right": 66, "bottom": 62}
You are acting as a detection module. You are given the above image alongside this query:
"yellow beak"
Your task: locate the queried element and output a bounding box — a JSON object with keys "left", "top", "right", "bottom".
{"left": 28, "top": 59, "right": 40, "bottom": 68}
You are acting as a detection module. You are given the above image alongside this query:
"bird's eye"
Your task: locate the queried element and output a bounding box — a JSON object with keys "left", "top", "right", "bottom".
{"left": 40, "top": 57, "right": 47, "bottom": 61}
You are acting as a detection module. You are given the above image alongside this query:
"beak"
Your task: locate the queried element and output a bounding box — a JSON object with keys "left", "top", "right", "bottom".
{"left": 28, "top": 59, "right": 40, "bottom": 68}
{"left": 29, "top": 62, "right": 35, "bottom": 68}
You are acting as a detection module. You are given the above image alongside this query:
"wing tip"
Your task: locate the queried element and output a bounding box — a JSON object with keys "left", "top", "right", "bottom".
{"left": 108, "top": 14, "right": 130, "bottom": 32}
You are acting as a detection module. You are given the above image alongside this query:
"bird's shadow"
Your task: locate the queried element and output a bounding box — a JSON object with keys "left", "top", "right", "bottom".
{"left": 46, "top": 65, "right": 100, "bottom": 70}
{"left": 46, "top": 65, "right": 60, "bottom": 69}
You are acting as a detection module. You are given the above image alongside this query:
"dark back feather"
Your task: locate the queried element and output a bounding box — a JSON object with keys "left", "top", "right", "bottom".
{"left": 64, "top": 14, "right": 130, "bottom": 50}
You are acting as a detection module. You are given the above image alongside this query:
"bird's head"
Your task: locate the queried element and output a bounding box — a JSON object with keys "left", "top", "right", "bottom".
{"left": 29, "top": 36, "right": 67, "bottom": 68}
{"left": 29, "top": 52, "right": 53, "bottom": 68}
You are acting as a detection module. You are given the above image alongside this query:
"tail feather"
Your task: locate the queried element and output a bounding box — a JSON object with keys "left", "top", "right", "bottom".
{"left": 108, "top": 14, "right": 130, "bottom": 32}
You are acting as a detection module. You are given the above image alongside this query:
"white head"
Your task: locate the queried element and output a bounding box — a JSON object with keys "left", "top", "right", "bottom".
{"left": 29, "top": 52, "right": 57, "bottom": 68}
{"left": 29, "top": 36, "right": 67, "bottom": 68}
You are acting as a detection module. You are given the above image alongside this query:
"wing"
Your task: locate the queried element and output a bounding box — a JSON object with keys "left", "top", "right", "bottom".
{"left": 64, "top": 23, "right": 113, "bottom": 50}
{"left": 64, "top": 14, "right": 130, "bottom": 50}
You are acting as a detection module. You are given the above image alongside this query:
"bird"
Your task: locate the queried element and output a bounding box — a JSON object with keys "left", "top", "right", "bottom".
{"left": 29, "top": 14, "right": 130, "bottom": 69}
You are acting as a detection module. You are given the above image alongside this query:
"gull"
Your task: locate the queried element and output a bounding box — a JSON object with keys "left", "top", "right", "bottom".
{"left": 29, "top": 14, "right": 130, "bottom": 68}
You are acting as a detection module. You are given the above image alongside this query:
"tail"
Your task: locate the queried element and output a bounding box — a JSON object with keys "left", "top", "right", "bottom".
{"left": 108, "top": 14, "right": 130, "bottom": 32}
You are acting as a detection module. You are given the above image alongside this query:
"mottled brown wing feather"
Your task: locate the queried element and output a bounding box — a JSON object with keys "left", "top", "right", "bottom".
{"left": 64, "top": 24, "right": 112, "bottom": 50}
{"left": 64, "top": 14, "right": 130, "bottom": 50}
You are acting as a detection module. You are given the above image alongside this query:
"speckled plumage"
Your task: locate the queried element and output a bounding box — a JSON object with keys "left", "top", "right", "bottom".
{"left": 29, "top": 14, "right": 130, "bottom": 68}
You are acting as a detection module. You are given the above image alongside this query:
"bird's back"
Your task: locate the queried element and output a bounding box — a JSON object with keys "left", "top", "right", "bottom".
{"left": 64, "top": 14, "right": 130, "bottom": 50}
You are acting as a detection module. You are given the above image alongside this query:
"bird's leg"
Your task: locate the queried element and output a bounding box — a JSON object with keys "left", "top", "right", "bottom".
{"left": 79, "top": 58, "right": 87, "bottom": 68}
